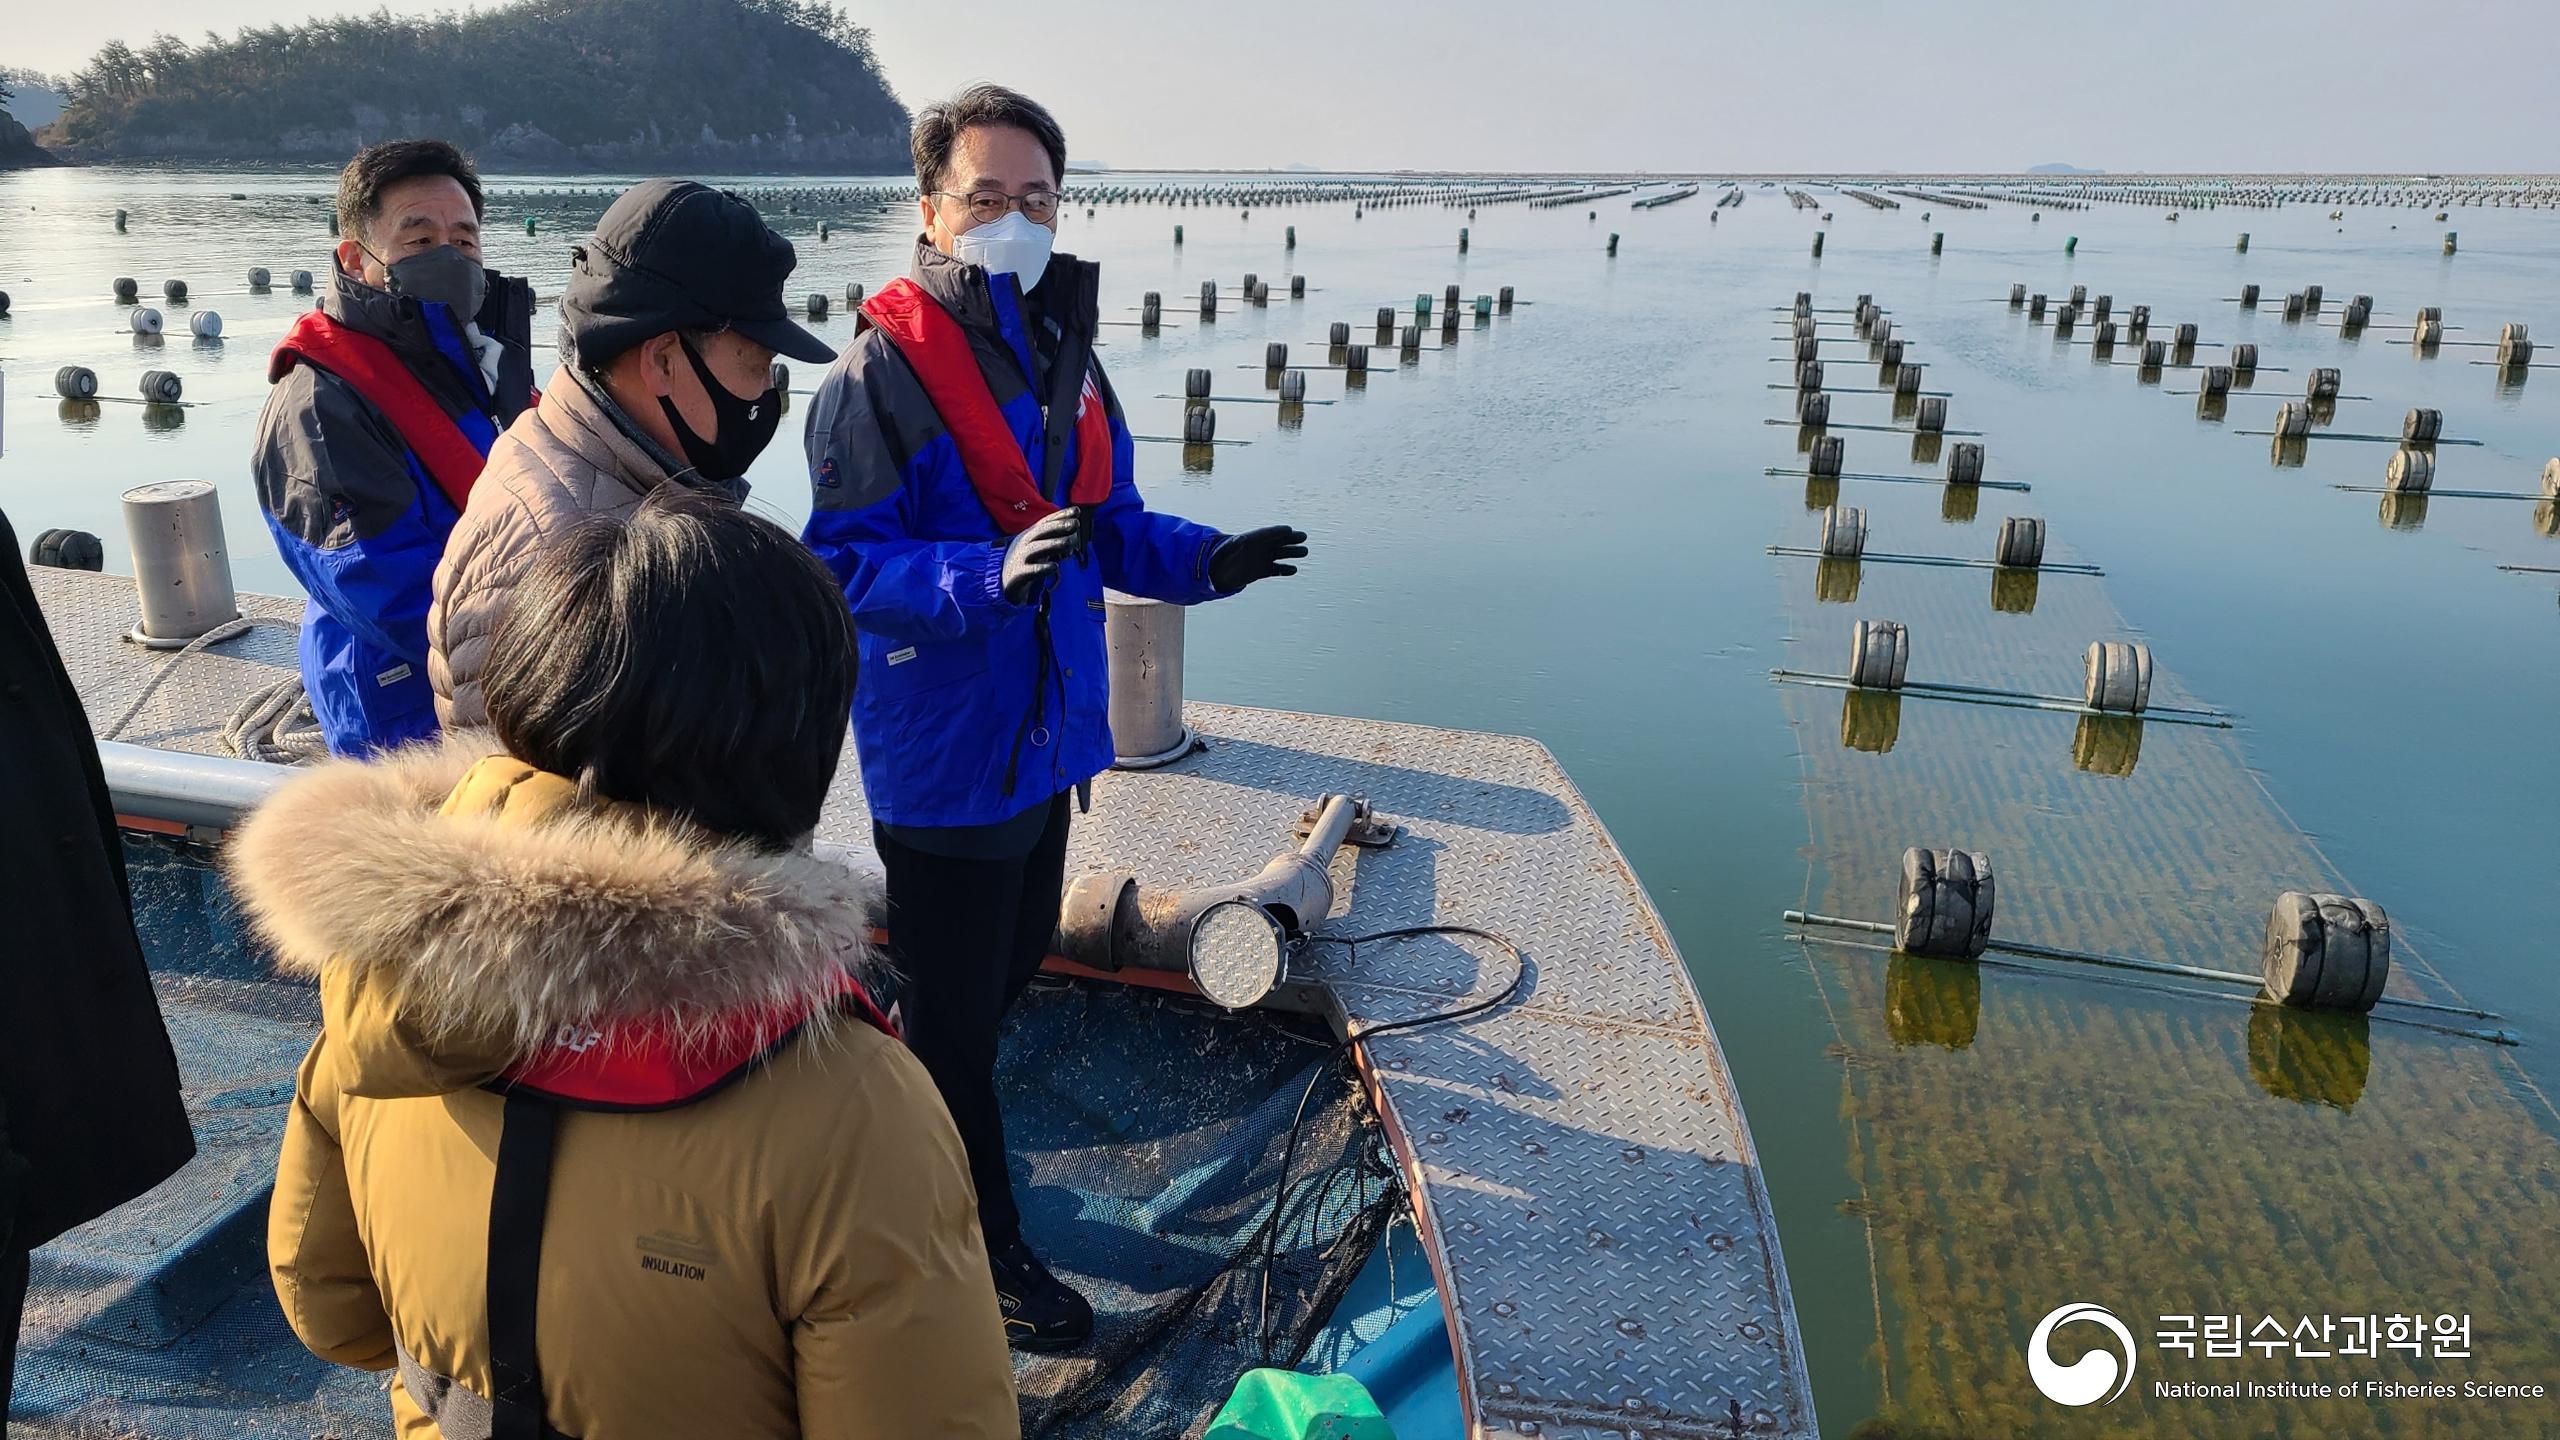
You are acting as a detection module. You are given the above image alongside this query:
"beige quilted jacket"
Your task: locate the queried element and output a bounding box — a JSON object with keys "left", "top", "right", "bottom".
{"left": 427, "top": 373, "right": 676, "bottom": 729}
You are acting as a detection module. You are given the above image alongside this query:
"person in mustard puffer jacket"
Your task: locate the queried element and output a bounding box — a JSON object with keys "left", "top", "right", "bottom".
{"left": 232, "top": 488, "right": 1017, "bottom": 1439}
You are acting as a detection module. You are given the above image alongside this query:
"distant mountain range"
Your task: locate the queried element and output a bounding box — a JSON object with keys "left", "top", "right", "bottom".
{"left": 0, "top": 71, "right": 65, "bottom": 170}
{"left": 2027, "top": 162, "right": 2104, "bottom": 175}
{"left": 31, "top": 0, "right": 908, "bottom": 172}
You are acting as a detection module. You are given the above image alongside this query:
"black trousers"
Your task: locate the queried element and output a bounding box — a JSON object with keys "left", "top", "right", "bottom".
{"left": 872, "top": 795, "right": 1072, "bottom": 1250}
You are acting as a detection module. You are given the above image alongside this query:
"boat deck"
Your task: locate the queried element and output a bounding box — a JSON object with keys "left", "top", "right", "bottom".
{"left": 32, "top": 565, "right": 1815, "bottom": 1440}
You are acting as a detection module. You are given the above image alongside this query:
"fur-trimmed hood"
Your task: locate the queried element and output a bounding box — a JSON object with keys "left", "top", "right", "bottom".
{"left": 228, "top": 734, "right": 883, "bottom": 1098}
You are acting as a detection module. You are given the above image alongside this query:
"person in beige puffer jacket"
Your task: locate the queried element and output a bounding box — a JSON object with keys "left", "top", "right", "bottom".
{"left": 246, "top": 489, "right": 1017, "bottom": 1439}
{"left": 429, "top": 178, "right": 833, "bottom": 729}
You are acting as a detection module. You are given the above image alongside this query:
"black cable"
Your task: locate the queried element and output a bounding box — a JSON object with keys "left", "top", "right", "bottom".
{"left": 1250, "top": 923, "right": 1528, "bottom": 1361}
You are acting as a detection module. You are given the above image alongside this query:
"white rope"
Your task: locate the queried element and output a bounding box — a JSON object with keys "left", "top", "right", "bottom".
{"left": 99, "top": 616, "right": 327, "bottom": 764}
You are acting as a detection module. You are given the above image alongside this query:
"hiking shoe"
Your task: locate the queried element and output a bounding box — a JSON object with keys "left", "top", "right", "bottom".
{"left": 989, "top": 1235, "right": 1093, "bottom": 1352}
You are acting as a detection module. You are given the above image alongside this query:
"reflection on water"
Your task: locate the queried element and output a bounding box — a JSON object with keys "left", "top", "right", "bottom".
{"left": 1816, "top": 555, "right": 1862, "bottom": 605}
{"left": 1989, "top": 564, "right": 2039, "bottom": 615}
{"left": 1884, "top": 952, "right": 1979, "bottom": 1051}
{"left": 2196, "top": 392, "right": 2228, "bottom": 423}
{"left": 1939, "top": 483, "right": 1979, "bottom": 524}
{"left": 2271, "top": 433, "right": 2309, "bottom": 468}
{"left": 1805, "top": 475, "right": 1840, "bottom": 511}
{"left": 141, "top": 402, "right": 186, "bottom": 434}
{"left": 2246, "top": 1005, "right": 2372, "bottom": 1111}
{"left": 57, "top": 399, "right": 102, "bottom": 429}
{"left": 2070, "top": 712, "right": 2143, "bottom": 777}
{"left": 2379, "top": 490, "right": 2430, "bottom": 531}
{"left": 1840, "top": 689, "right": 1900, "bottom": 755}
{"left": 1908, "top": 430, "right": 1942, "bottom": 468}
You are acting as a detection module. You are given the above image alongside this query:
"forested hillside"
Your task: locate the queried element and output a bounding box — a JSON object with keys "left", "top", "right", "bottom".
{"left": 41, "top": 0, "right": 908, "bottom": 171}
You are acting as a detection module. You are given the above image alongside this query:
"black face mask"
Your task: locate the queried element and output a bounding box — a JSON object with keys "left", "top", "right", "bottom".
{"left": 368, "top": 243, "right": 488, "bottom": 323}
{"left": 657, "top": 334, "right": 781, "bottom": 483}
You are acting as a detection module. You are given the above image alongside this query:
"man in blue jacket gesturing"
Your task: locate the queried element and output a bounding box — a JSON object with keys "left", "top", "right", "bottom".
{"left": 803, "top": 83, "right": 1305, "bottom": 1351}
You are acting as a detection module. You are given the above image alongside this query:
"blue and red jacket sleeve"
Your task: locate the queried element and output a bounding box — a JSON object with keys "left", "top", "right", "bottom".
{"left": 801, "top": 333, "right": 1023, "bottom": 643}
{"left": 1084, "top": 363, "right": 1229, "bottom": 603}
{"left": 252, "top": 369, "right": 447, "bottom": 668}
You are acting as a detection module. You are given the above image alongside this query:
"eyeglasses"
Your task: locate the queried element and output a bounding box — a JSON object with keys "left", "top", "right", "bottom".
{"left": 927, "top": 188, "right": 1063, "bottom": 225}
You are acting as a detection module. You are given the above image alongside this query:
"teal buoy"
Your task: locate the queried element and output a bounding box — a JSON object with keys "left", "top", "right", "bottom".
{"left": 2065, "top": 235, "right": 2079, "bottom": 254}
{"left": 525, "top": 216, "right": 538, "bottom": 236}
{"left": 114, "top": 208, "right": 128, "bottom": 232}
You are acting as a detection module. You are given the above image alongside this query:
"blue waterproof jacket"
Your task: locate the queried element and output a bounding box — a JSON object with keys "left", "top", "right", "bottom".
{"left": 252, "top": 268, "right": 534, "bottom": 755}
{"left": 803, "top": 241, "right": 1229, "bottom": 828}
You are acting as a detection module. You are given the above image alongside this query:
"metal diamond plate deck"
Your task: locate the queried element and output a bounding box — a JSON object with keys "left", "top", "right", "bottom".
{"left": 36, "top": 568, "right": 1816, "bottom": 1440}
{"left": 30, "top": 567, "right": 303, "bottom": 756}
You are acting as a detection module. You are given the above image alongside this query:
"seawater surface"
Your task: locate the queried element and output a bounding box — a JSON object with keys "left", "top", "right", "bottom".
{"left": 3, "top": 165, "right": 2557, "bottom": 1437}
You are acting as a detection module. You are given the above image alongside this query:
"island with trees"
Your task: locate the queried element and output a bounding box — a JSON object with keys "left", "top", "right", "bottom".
{"left": 31, "top": 0, "right": 908, "bottom": 173}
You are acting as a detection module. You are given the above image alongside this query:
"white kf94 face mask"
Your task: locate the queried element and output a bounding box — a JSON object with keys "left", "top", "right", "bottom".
{"left": 951, "top": 210, "right": 1056, "bottom": 291}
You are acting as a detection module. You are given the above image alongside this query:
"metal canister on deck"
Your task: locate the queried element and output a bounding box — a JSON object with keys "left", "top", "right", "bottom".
{"left": 1104, "top": 590, "right": 1197, "bottom": 768}
{"left": 121, "top": 480, "right": 240, "bottom": 647}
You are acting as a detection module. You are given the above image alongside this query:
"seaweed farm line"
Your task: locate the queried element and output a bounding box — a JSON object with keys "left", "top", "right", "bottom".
{"left": 4, "top": 166, "right": 2559, "bottom": 1437}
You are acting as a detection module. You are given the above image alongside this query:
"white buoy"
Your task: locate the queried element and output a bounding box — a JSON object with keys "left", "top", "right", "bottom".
{"left": 1994, "top": 516, "right": 2045, "bottom": 569}
{"left": 2385, "top": 448, "right": 2435, "bottom": 493}
{"left": 2262, "top": 893, "right": 2391, "bottom": 1012}
{"left": 1848, "top": 618, "right": 1909, "bottom": 690}
{"left": 1809, "top": 434, "right": 1845, "bottom": 477}
{"left": 1820, "top": 506, "right": 1867, "bottom": 559}
{"left": 2082, "top": 641, "right": 2153, "bottom": 714}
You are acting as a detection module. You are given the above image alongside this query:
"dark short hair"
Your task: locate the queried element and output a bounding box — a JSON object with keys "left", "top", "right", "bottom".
{"left": 912, "top": 83, "right": 1066, "bottom": 193}
{"left": 482, "top": 488, "right": 856, "bottom": 849}
{"left": 336, "top": 138, "right": 485, "bottom": 248}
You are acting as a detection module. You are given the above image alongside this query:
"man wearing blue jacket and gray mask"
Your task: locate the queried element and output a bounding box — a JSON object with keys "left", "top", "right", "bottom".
{"left": 255, "top": 139, "right": 537, "bottom": 755}
{"left": 802, "top": 83, "right": 1306, "bottom": 1350}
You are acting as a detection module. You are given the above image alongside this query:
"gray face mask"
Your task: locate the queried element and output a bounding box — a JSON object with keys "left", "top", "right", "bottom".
{"left": 377, "top": 244, "right": 488, "bottom": 324}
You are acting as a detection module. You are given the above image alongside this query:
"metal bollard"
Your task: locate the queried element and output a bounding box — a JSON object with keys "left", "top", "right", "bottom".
{"left": 122, "top": 480, "right": 240, "bottom": 647}
{"left": 1105, "top": 591, "right": 1196, "bottom": 768}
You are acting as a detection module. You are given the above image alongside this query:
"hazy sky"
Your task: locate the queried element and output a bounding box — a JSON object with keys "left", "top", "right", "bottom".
{"left": 7, "top": 0, "right": 2552, "bottom": 172}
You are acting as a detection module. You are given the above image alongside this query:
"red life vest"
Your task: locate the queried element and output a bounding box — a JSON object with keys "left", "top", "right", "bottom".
{"left": 269, "top": 310, "right": 522, "bottom": 513}
{"left": 859, "top": 276, "right": 1113, "bottom": 534}
{"left": 501, "top": 968, "right": 897, "bottom": 1110}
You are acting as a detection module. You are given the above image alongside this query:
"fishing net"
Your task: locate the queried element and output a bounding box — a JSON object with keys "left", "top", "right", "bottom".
{"left": 9, "top": 838, "right": 1396, "bottom": 1440}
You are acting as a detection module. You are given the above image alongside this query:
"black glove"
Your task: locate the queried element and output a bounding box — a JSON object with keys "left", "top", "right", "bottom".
{"left": 1000, "top": 507, "right": 1086, "bottom": 604}
{"left": 1209, "top": 525, "right": 1308, "bottom": 592}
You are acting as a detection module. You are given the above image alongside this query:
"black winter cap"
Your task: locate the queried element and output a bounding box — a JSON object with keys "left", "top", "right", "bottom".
{"left": 560, "top": 179, "right": 835, "bottom": 369}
